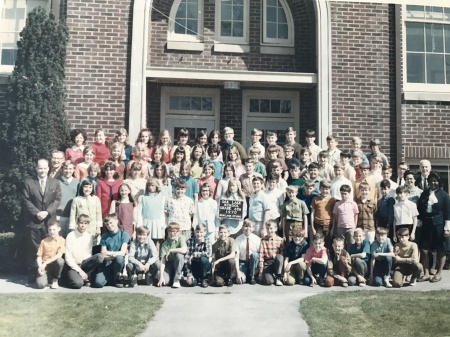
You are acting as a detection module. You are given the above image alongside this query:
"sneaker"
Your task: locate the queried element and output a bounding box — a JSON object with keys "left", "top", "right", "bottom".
{"left": 172, "top": 281, "right": 181, "bottom": 288}
{"left": 145, "top": 273, "right": 152, "bottom": 286}
{"left": 249, "top": 278, "right": 256, "bottom": 285}
{"left": 409, "top": 278, "right": 417, "bottom": 286}
{"left": 115, "top": 280, "right": 124, "bottom": 288}
{"left": 226, "top": 279, "right": 233, "bottom": 287}
{"left": 83, "top": 281, "right": 91, "bottom": 287}
{"left": 50, "top": 279, "right": 59, "bottom": 289}
{"left": 129, "top": 275, "right": 137, "bottom": 288}
{"left": 384, "top": 278, "right": 392, "bottom": 288}
{"left": 275, "top": 278, "right": 283, "bottom": 286}
{"left": 200, "top": 279, "right": 209, "bottom": 288}
{"left": 341, "top": 282, "right": 348, "bottom": 288}
{"left": 358, "top": 282, "right": 366, "bottom": 287}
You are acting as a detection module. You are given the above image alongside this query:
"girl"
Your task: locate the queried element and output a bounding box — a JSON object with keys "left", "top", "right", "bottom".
{"left": 65, "top": 128, "right": 87, "bottom": 165}
{"left": 206, "top": 144, "right": 223, "bottom": 180}
{"left": 168, "top": 146, "right": 186, "bottom": 179}
{"left": 195, "top": 129, "right": 208, "bottom": 154}
{"left": 228, "top": 147, "right": 245, "bottom": 179}
{"left": 218, "top": 177, "right": 247, "bottom": 237}
{"left": 149, "top": 145, "right": 164, "bottom": 177}
{"left": 193, "top": 183, "right": 218, "bottom": 243}
{"left": 114, "top": 128, "right": 133, "bottom": 167}
{"left": 154, "top": 162, "right": 173, "bottom": 200}
{"left": 215, "top": 162, "right": 235, "bottom": 201}
{"left": 107, "top": 142, "right": 125, "bottom": 178}
{"left": 91, "top": 129, "right": 110, "bottom": 164}
{"left": 96, "top": 161, "right": 123, "bottom": 218}
{"left": 74, "top": 146, "right": 95, "bottom": 180}
{"left": 197, "top": 163, "right": 219, "bottom": 200}
{"left": 170, "top": 128, "right": 191, "bottom": 160}
{"left": 70, "top": 180, "right": 102, "bottom": 244}
{"left": 179, "top": 161, "right": 199, "bottom": 201}
{"left": 135, "top": 128, "right": 154, "bottom": 160}
{"left": 77, "top": 162, "right": 101, "bottom": 195}
{"left": 124, "top": 162, "right": 147, "bottom": 201}
{"left": 110, "top": 182, "right": 137, "bottom": 240}
{"left": 137, "top": 177, "right": 167, "bottom": 250}
{"left": 126, "top": 142, "right": 149, "bottom": 179}
{"left": 190, "top": 145, "right": 204, "bottom": 179}
{"left": 206, "top": 129, "right": 223, "bottom": 162}
{"left": 157, "top": 129, "right": 172, "bottom": 164}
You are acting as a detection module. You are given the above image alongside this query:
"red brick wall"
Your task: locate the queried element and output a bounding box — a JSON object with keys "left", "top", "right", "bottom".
{"left": 64, "top": 0, "right": 132, "bottom": 141}
{"left": 331, "top": 2, "right": 396, "bottom": 163}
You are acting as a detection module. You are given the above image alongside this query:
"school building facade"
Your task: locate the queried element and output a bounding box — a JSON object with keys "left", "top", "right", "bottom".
{"left": 1, "top": 1, "right": 450, "bottom": 186}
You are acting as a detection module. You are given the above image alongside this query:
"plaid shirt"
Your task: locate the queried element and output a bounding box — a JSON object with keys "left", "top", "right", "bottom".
{"left": 184, "top": 237, "right": 212, "bottom": 276}
{"left": 356, "top": 197, "right": 377, "bottom": 231}
{"left": 259, "top": 235, "right": 284, "bottom": 270}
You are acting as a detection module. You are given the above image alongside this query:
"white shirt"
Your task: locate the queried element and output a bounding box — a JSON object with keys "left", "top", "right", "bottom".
{"left": 235, "top": 233, "right": 261, "bottom": 261}
{"left": 65, "top": 229, "right": 93, "bottom": 274}
{"left": 192, "top": 198, "right": 218, "bottom": 234}
{"left": 264, "top": 187, "right": 284, "bottom": 219}
{"left": 330, "top": 176, "right": 353, "bottom": 201}
{"left": 394, "top": 199, "right": 418, "bottom": 225}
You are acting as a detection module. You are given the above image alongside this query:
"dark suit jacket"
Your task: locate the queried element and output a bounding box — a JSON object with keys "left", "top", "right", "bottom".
{"left": 414, "top": 174, "right": 428, "bottom": 190}
{"left": 23, "top": 177, "right": 62, "bottom": 228}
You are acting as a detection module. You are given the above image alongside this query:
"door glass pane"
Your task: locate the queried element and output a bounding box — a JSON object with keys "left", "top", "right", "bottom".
{"left": 426, "top": 54, "right": 445, "bottom": 83}
{"left": 407, "top": 53, "right": 425, "bottom": 83}
{"left": 426, "top": 23, "right": 443, "bottom": 53}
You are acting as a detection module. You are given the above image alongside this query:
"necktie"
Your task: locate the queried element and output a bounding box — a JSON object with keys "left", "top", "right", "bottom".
{"left": 246, "top": 238, "right": 250, "bottom": 261}
{"left": 423, "top": 178, "right": 427, "bottom": 190}
{"left": 40, "top": 179, "right": 46, "bottom": 193}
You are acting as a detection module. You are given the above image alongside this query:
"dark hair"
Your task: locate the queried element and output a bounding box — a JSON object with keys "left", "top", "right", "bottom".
{"left": 267, "top": 172, "right": 279, "bottom": 182}
{"left": 135, "top": 128, "right": 154, "bottom": 147}
{"left": 174, "top": 178, "right": 187, "bottom": 190}
{"left": 208, "top": 130, "right": 221, "bottom": 143}
{"left": 70, "top": 128, "right": 87, "bottom": 144}
{"left": 176, "top": 128, "right": 190, "bottom": 144}
{"left": 101, "top": 161, "right": 118, "bottom": 179}
{"left": 308, "top": 162, "right": 319, "bottom": 170}
{"left": 222, "top": 162, "right": 236, "bottom": 178}
{"left": 207, "top": 143, "right": 221, "bottom": 156}
{"left": 403, "top": 169, "right": 415, "bottom": 180}
{"left": 305, "top": 129, "right": 316, "bottom": 137}
{"left": 340, "top": 150, "right": 351, "bottom": 158}
{"left": 339, "top": 184, "right": 351, "bottom": 193}
{"left": 380, "top": 179, "right": 391, "bottom": 189}
{"left": 79, "top": 179, "right": 95, "bottom": 196}
{"left": 427, "top": 171, "right": 442, "bottom": 188}
{"left": 171, "top": 146, "right": 186, "bottom": 164}
{"left": 190, "top": 145, "right": 205, "bottom": 167}
{"left": 195, "top": 130, "right": 208, "bottom": 144}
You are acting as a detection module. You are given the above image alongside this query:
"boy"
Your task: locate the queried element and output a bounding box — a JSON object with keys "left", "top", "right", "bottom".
{"left": 265, "top": 131, "right": 285, "bottom": 161}
{"left": 351, "top": 150, "right": 363, "bottom": 180}
{"left": 355, "top": 182, "right": 377, "bottom": 243}
{"left": 368, "top": 156, "right": 383, "bottom": 184}
{"left": 287, "top": 162, "right": 305, "bottom": 187}
{"left": 248, "top": 177, "right": 271, "bottom": 237}
{"left": 370, "top": 227, "right": 395, "bottom": 287}
{"left": 353, "top": 162, "right": 377, "bottom": 201}
{"left": 127, "top": 226, "right": 160, "bottom": 287}
{"left": 57, "top": 160, "right": 79, "bottom": 238}
{"left": 367, "top": 138, "right": 388, "bottom": 168}
{"left": 325, "top": 237, "right": 352, "bottom": 287}
{"left": 165, "top": 179, "right": 195, "bottom": 238}
{"left": 240, "top": 158, "right": 263, "bottom": 198}
{"left": 311, "top": 180, "right": 336, "bottom": 248}
{"left": 266, "top": 145, "right": 288, "bottom": 180}
{"left": 258, "top": 220, "right": 284, "bottom": 286}
{"left": 281, "top": 185, "right": 309, "bottom": 242}
{"left": 283, "top": 228, "right": 308, "bottom": 285}
{"left": 377, "top": 165, "right": 398, "bottom": 198}
{"left": 157, "top": 222, "right": 187, "bottom": 288}
{"left": 303, "top": 233, "right": 328, "bottom": 286}
{"left": 299, "top": 148, "right": 312, "bottom": 177}
{"left": 332, "top": 185, "right": 359, "bottom": 248}
{"left": 392, "top": 227, "right": 423, "bottom": 287}
{"left": 306, "top": 162, "right": 322, "bottom": 194}
{"left": 330, "top": 164, "right": 353, "bottom": 201}
{"left": 64, "top": 214, "right": 104, "bottom": 289}
{"left": 283, "top": 144, "right": 301, "bottom": 169}
{"left": 264, "top": 173, "right": 284, "bottom": 231}
{"left": 285, "top": 127, "right": 302, "bottom": 160}
{"left": 248, "top": 128, "right": 265, "bottom": 159}
{"left": 326, "top": 135, "right": 341, "bottom": 166}
{"left": 36, "top": 221, "right": 65, "bottom": 289}
{"left": 393, "top": 186, "right": 418, "bottom": 242}
{"left": 376, "top": 179, "right": 395, "bottom": 232}
{"left": 222, "top": 127, "right": 247, "bottom": 163}
{"left": 347, "top": 228, "right": 371, "bottom": 286}
{"left": 318, "top": 150, "right": 334, "bottom": 180}
{"left": 349, "top": 136, "right": 369, "bottom": 166}
{"left": 340, "top": 151, "right": 356, "bottom": 182}
{"left": 94, "top": 214, "right": 129, "bottom": 288}
{"left": 304, "top": 129, "right": 321, "bottom": 162}
{"left": 298, "top": 180, "right": 318, "bottom": 229}
{"left": 249, "top": 146, "right": 267, "bottom": 177}
{"left": 185, "top": 223, "right": 212, "bottom": 288}
{"left": 211, "top": 224, "right": 237, "bottom": 287}
{"left": 235, "top": 219, "right": 261, "bottom": 285}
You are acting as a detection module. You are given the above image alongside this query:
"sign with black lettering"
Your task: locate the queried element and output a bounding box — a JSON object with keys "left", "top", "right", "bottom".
{"left": 219, "top": 199, "right": 244, "bottom": 219}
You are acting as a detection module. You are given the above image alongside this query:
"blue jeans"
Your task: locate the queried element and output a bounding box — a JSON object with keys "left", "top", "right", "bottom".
{"left": 93, "top": 255, "right": 125, "bottom": 288}
{"left": 303, "top": 262, "right": 327, "bottom": 286}
{"left": 239, "top": 252, "right": 259, "bottom": 283}
{"left": 190, "top": 256, "right": 211, "bottom": 280}
{"left": 372, "top": 256, "right": 392, "bottom": 287}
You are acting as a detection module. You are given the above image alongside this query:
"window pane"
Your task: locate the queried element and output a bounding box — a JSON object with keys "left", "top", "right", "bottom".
{"left": 260, "top": 100, "right": 270, "bottom": 113}
{"left": 187, "top": 2, "right": 198, "bottom": 19}
{"left": 281, "top": 100, "right": 291, "bottom": 114}
{"left": 233, "top": 5, "right": 243, "bottom": 21}
{"left": 426, "top": 6, "right": 443, "bottom": 20}
{"left": 186, "top": 19, "right": 197, "bottom": 34}
{"left": 407, "top": 53, "right": 425, "bottom": 83}
{"left": 426, "top": 24, "right": 443, "bottom": 53}
{"left": 445, "top": 26, "right": 450, "bottom": 53}
{"left": 267, "top": 22, "right": 277, "bottom": 38}
{"left": 191, "top": 97, "right": 201, "bottom": 110}
{"left": 446, "top": 55, "right": 450, "bottom": 84}
{"left": 426, "top": 54, "right": 445, "bottom": 83}
{"left": 176, "top": 2, "right": 186, "bottom": 17}
{"left": 233, "top": 22, "right": 243, "bottom": 37}
{"left": 221, "top": 22, "right": 232, "bottom": 36}
{"left": 406, "top": 22, "right": 424, "bottom": 52}
{"left": 279, "top": 24, "right": 288, "bottom": 39}
{"left": 445, "top": 8, "right": 450, "bottom": 22}
{"left": 250, "top": 99, "right": 259, "bottom": 112}
{"left": 267, "top": 0, "right": 277, "bottom": 6}
{"left": 202, "top": 97, "right": 212, "bottom": 111}
{"left": 174, "top": 20, "right": 185, "bottom": 34}
{"left": 278, "top": 6, "right": 287, "bottom": 23}
{"left": 181, "top": 96, "right": 191, "bottom": 109}
{"left": 234, "top": 0, "right": 243, "bottom": 5}
{"left": 406, "top": 5, "right": 424, "bottom": 19}
{"left": 169, "top": 96, "right": 180, "bottom": 110}
{"left": 221, "top": 4, "right": 232, "bottom": 20}
{"left": 270, "top": 100, "right": 280, "bottom": 113}
{"left": 1, "top": 49, "right": 17, "bottom": 65}
{"left": 267, "top": 6, "right": 277, "bottom": 22}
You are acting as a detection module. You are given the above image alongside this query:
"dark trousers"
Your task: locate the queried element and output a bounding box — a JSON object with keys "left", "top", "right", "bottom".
{"left": 64, "top": 254, "right": 104, "bottom": 289}
{"left": 372, "top": 257, "right": 392, "bottom": 287}
{"left": 303, "top": 262, "right": 327, "bottom": 286}
{"left": 27, "top": 226, "right": 47, "bottom": 270}
{"left": 261, "top": 254, "right": 283, "bottom": 285}
{"left": 36, "top": 258, "right": 65, "bottom": 289}
{"left": 126, "top": 260, "right": 161, "bottom": 278}
{"left": 214, "top": 258, "right": 234, "bottom": 285}
{"left": 162, "top": 253, "right": 184, "bottom": 285}
{"left": 93, "top": 255, "right": 125, "bottom": 288}
{"left": 190, "top": 256, "right": 211, "bottom": 280}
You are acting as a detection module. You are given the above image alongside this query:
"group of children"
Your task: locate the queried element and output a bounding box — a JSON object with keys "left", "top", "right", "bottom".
{"left": 34, "top": 126, "right": 448, "bottom": 289}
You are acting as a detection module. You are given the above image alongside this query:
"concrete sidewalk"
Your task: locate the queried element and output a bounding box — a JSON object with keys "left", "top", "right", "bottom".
{"left": 1, "top": 271, "right": 450, "bottom": 337}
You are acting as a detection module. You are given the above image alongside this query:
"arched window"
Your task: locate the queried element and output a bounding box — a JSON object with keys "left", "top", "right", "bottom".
{"left": 168, "top": 0, "right": 203, "bottom": 43}
{"left": 262, "top": 0, "right": 294, "bottom": 47}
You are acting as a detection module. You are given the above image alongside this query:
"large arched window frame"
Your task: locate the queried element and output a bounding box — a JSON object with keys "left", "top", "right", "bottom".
{"left": 167, "top": 0, "right": 204, "bottom": 50}
{"left": 214, "top": 0, "right": 249, "bottom": 48}
{"left": 262, "top": 0, "right": 294, "bottom": 47}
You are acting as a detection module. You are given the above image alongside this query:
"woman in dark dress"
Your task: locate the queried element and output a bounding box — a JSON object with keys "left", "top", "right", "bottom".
{"left": 416, "top": 171, "right": 450, "bottom": 283}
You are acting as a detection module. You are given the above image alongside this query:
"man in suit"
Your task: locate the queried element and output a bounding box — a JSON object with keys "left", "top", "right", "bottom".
{"left": 48, "top": 150, "right": 64, "bottom": 180}
{"left": 394, "top": 161, "right": 408, "bottom": 187}
{"left": 415, "top": 159, "right": 431, "bottom": 191}
{"left": 23, "top": 159, "right": 62, "bottom": 280}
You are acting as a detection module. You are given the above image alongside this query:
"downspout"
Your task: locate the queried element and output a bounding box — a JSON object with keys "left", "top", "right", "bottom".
{"left": 395, "top": 4, "right": 403, "bottom": 165}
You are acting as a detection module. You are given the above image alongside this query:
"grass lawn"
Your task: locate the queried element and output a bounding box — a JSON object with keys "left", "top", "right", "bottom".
{"left": 0, "top": 293, "right": 162, "bottom": 337}
{"left": 300, "top": 290, "right": 450, "bottom": 337}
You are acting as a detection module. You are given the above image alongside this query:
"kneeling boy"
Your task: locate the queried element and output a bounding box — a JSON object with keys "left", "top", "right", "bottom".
{"left": 303, "top": 234, "right": 328, "bottom": 287}
{"left": 325, "top": 238, "right": 352, "bottom": 287}
{"left": 212, "top": 224, "right": 237, "bottom": 287}
{"left": 283, "top": 228, "right": 308, "bottom": 285}
{"left": 370, "top": 227, "right": 395, "bottom": 287}
{"left": 392, "top": 228, "right": 423, "bottom": 287}
{"left": 259, "top": 220, "right": 284, "bottom": 286}
{"left": 235, "top": 219, "right": 261, "bottom": 285}
{"left": 185, "top": 223, "right": 212, "bottom": 288}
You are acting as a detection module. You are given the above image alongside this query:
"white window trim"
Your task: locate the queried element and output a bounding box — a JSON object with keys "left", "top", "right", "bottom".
{"left": 261, "top": 0, "right": 294, "bottom": 47}
{"left": 167, "top": 0, "right": 204, "bottom": 44}
{"left": 214, "top": 0, "right": 249, "bottom": 46}
{"left": 160, "top": 87, "right": 220, "bottom": 131}
{"left": 402, "top": 4, "right": 450, "bottom": 101}
{"left": 242, "top": 90, "right": 299, "bottom": 150}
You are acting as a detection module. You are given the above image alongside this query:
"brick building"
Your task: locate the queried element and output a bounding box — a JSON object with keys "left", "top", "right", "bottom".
{"left": 1, "top": 0, "right": 450, "bottom": 188}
